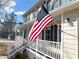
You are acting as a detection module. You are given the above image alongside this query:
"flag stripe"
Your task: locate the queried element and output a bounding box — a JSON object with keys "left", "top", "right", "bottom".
{"left": 30, "top": 17, "right": 53, "bottom": 41}
{"left": 33, "top": 15, "right": 51, "bottom": 31}
{"left": 29, "top": 15, "right": 51, "bottom": 40}
{"left": 32, "top": 19, "right": 53, "bottom": 42}
{"left": 28, "top": 20, "right": 39, "bottom": 39}
{"left": 30, "top": 16, "right": 52, "bottom": 41}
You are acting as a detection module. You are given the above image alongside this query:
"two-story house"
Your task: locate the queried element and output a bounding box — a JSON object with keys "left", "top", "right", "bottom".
{"left": 16, "top": 0, "right": 79, "bottom": 59}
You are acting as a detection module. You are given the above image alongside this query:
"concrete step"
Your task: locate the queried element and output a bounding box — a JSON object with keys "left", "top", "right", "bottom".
{"left": 0, "top": 56, "right": 7, "bottom": 59}
{"left": 0, "top": 47, "right": 7, "bottom": 55}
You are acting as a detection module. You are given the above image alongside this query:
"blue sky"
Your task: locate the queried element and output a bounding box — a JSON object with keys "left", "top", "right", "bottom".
{"left": 15, "top": 0, "right": 37, "bottom": 12}
{"left": 14, "top": 0, "right": 38, "bottom": 23}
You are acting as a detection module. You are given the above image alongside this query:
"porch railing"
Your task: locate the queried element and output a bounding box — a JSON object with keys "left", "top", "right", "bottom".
{"left": 27, "top": 39, "right": 61, "bottom": 59}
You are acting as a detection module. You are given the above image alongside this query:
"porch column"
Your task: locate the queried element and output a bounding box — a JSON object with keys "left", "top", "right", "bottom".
{"left": 61, "top": 12, "right": 64, "bottom": 59}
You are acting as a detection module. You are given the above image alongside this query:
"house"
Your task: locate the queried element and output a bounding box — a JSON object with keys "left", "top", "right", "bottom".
{"left": 16, "top": 0, "right": 79, "bottom": 59}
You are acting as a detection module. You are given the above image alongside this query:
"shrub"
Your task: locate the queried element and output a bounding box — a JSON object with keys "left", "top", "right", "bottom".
{"left": 15, "top": 52, "right": 29, "bottom": 59}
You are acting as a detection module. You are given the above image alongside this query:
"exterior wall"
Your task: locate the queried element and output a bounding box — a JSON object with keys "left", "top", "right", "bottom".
{"left": 62, "top": 8, "right": 79, "bottom": 59}
{"left": 21, "top": 0, "right": 79, "bottom": 59}
{"left": 30, "top": 13, "right": 33, "bottom": 21}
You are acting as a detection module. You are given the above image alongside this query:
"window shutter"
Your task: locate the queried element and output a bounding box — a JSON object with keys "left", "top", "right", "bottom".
{"left": 24, "top": 30, "right": 27, "bottom": 39}
{"left": 54, "top": 25, "right": 57, "bottom": 42}
{"left": 51, "top": 25, "right": 53, "bottom": 41}
{"left": 42, "top": 30, "right": 44, "bottom": 40}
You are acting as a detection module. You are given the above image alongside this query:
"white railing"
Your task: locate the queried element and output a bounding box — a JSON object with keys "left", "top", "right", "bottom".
{"left": 7, "top": 39, "right": 27, "bottom": 58}
{"left": 7, "top": 38, "right": 61, "bottom": 59}
{"left": 27, "top": 39, "right": 61, "bottom": 59}
{"left": 27, "top": 40, "right": 36, "bottom": 50}
{"left": 38, "top": 40, "right": 61, "bottom": 59}
{"left": 7, "top": 45, "right": 26, "bottom": 58}
{"left": 53, "top": 0, "right": 77, "bottom": 8}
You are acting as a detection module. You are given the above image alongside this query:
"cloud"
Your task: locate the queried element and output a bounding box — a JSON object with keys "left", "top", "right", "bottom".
{"left": 4, "top": 1, "right": 16, "bottom": 13}
{"left": 15, "top": 11, "right": 25, "bottom": 15}
{"left": 4, "top": 7, "right": 15, "bottom": 13}
{"left": 8, "top": 1, "right": 16, "bottom": 7}
{"left": 1, "top": 18, "right": 4, "bottom": 23}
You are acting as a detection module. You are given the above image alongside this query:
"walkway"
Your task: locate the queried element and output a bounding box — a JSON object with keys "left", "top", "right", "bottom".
{"left": 0, "top": 56, "right": 7, "bottom": 59}
{"left": 0, "top": 38, "right": 15, "bottom": 59}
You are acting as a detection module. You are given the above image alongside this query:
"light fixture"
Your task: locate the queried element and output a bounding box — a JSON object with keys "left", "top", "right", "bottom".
{"left": 66, "top": 18, "right": 70, "bottom": 22}
{"left": 66, "top": 18, "right": 73, "bottom": 26}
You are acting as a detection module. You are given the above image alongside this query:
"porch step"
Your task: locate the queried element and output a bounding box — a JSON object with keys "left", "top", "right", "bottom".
{"left": 0, "top": 56, "right": 7, "bottom": 59}
{"left": 0, "top": 47, "right": 7, "bottom": 55}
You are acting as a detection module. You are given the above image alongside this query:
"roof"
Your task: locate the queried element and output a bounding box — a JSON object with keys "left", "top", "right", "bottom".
{"left": 23, "top": 0, "right": 47, "bottom": 17}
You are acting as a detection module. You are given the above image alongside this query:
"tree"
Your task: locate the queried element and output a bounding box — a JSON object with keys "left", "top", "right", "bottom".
{"left": 0, "top": 0, "right": 12, "bottom": 22}
{"left": 0, "top": 12, "right": 16, "bottom": 38}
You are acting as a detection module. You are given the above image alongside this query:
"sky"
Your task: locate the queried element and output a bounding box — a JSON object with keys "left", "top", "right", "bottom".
{"left": 15, "top": 0, "right": 38, "bottom": 23}
{"left": 4, "top": 0, "right": 38, "bottom": 23}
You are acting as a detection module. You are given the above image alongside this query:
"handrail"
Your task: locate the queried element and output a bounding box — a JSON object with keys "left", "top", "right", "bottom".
{"left": 38, "top": 39, "right": 61, "bottom": 44}
{"left": 7, "top": 40, "right": 27, "bottom": 58}
{"left": 27, "top": 39, "right": 61, "bottom": 58}
{"left": 8, "top": 45, "right": 26, "bottom": 57}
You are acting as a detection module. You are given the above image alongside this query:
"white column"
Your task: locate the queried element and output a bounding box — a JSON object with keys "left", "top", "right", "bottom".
{"left": 68, "top": 0, "right": 70, "bottom": 3}
{"left": 76, "top": 18, "right": 79, "bottom": 59}
{"left": 43, "top": 29, "right": 46, "bottom": 58}
{"left": 36, "top": 37, "right": 38, "bottom": 59}
{"left": 61, "top": 12, "right": 64, "bottom": 59}
{"left": 27, "top": 28, "right": 29, "bottom": 47}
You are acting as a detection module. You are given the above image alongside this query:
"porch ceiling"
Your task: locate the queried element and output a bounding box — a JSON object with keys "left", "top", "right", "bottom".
{"left": 16, "top": 20, "right": 34, "bottom": 29}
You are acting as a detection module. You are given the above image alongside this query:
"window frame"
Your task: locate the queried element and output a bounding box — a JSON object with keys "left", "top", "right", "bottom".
{"left": 42, "top": 25, "right": 61, "bottom": 42}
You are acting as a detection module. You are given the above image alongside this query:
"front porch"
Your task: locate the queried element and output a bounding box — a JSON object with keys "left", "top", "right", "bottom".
{"left": 27, "top": 39, "right": 61, "bottom": 59}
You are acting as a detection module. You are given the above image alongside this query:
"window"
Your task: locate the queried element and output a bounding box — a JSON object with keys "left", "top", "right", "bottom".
{"left": 23, "top": 17, "right": 27, "bottom": 23}
{"left": 46, "top": 0, "right": 52, "bottom": 11}
{"left": 42, "top": 25, "right": 61, "bottom": 42}
{"left": 54, "top": 0, "right": 59, "bottom": 8}
{"left": 19, "top": 29, "right": 23, "bottom": 35}
{"left": 51, "top": 0, "right": 55, "bottom": 10}
{"left": 33, "top": 12, "right": 36, "bottom": 19}
{"left": 45, "top": 27, "right": 51, "bottom": 41}
{"left": 27, "top": 15, "right": 30, "bottom": 20}
{"left": 69, "top": 0, "right": 72, "bottom": 1}
{"left": 25, "top": 15, "right": 30, "bottom": 22}
{"left": 60, "top": 0, "right": 68, "bottom": 5}
{"left": 24, "top": 29, "right": 27, "bottom": 39}
{"left": 33, "top": 10, "right": 38, "bottom": 19}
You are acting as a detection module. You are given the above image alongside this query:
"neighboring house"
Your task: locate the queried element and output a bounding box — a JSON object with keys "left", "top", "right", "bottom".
{"left": 0, "top": 23, "right": 3, "bottom": 31}
{"left": 16, "top": 0, "right": 79, "bottom": 59}
{"left": 0, "top": 23, "right": 3, "bottom": 37}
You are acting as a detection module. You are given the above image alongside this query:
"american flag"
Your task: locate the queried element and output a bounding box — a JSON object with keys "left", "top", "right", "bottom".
{"left": 28, "top": 6, "right": 54, "bottom": 42}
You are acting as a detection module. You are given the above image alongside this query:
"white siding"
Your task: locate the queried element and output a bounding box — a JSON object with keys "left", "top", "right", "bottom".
{"left": 63, "top": 21, "right": 77, "bottom": 59}
{"left": 62, "top": 8, "right": 79, "bottom": 59}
